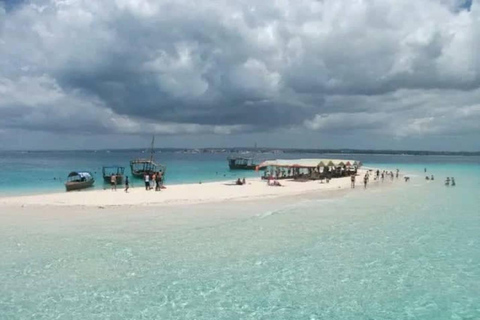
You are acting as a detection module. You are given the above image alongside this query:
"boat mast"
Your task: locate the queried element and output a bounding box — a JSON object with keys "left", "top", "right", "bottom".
{"left": 150, "top": 135, "right": 155, "bottom": 162}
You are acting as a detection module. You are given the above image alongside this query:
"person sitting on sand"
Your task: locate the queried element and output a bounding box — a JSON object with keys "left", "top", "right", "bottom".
{"left": 426, "top": 176, "right": 430, "bottom": 180}
{"left": 236, "top": 178, "right": 243, "bottom": 185}
{"left": 404, "top": 176, "right": 410, "bottom": 182}
{"left": 242, "top": 177, "right": 246, "bottom": 185}
{"left": 273, "top": 180, "right": 282, "bottom": 186}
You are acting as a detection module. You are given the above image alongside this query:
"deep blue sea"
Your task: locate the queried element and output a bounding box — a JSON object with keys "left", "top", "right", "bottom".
{"left": 0, "top": 152, "right": 479, "bottom": 319}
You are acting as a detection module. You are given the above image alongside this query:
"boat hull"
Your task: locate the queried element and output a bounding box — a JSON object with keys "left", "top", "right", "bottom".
{"left": 65, "top": 180, "right": 94, "bottom": 192}
{"left": 131, "top": 170, "right": 157, "bottom": 178}
{"left": 228, "top": 164, "right": 259, "bottom": 170}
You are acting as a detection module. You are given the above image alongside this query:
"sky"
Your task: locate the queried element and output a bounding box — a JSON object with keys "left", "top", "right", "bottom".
{"left": 0, "top": 0, "right": 479, "bottom": 151}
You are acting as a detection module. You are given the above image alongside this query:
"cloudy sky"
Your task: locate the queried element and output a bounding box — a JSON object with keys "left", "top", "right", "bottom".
{"left": 0, "top": 0, "right": 478, "bottom": 150}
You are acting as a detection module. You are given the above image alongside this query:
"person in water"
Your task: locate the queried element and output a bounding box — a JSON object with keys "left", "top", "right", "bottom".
{"left": 124, "top": 176, "right": 129, "bottom": 193}
{"left": 445, "top": 177, "right": 450, "bottom": 186}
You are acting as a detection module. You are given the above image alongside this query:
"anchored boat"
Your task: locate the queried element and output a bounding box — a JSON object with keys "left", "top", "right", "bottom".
{"left": 227, "top": 156, "right": 260, "bottom": 170}
{"left": 102, "top": 166, "right": 125, "bottom": 184}
{"left": 65, "top": 171, "right": 95, "bottom": 191}
{"left": 129, "top": 136, "right": 166, "bottom": 178}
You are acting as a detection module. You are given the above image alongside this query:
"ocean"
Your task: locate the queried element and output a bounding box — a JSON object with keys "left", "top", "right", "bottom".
{"left": 0, "top": 152, "right": 479, "bottom": 319}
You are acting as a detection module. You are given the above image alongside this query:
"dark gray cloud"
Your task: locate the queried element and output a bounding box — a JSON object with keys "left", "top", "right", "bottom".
{"left": 0, "top": 0, "right": 479, "bottom": 150}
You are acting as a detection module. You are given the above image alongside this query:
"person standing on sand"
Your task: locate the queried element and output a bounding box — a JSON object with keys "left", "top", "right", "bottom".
{"left": 351, "top": 174, "right": 356, "bottom": 188}
{"left": 124, "top": 176, "right": 129, "bottom": 192}
{"left": 110, "top": 174, "right": 116, "bottom": 191}
{"left": 144, "top": 173, "right": 150, "bottom": 190}
{"left": 156, "top": 172, "right": 161, "bottom": 191}
{"left": 364, "top": 174, "right": 368, "bottom": 189}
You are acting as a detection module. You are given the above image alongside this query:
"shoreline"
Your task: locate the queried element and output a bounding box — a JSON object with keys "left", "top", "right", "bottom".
{"left": 0, "top": 169, "right": 405, "bottom": 208}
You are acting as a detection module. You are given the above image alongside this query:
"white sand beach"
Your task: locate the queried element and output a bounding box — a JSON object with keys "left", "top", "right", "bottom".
{"left": 0, "top": 169, "right": 385, "bottom": 207}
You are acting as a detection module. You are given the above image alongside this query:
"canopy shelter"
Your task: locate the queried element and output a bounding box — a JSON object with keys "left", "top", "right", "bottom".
{"left": 102, "top": 166, "right": 125, "bottom": 175}
{"left": 67, "top": 171, "right": 93, "bottom": 182}
{"left": 258, "top": 159, "right": 361, "bottom": 169}
{"left": 258, "top": 159, "right": 324, "bottom": 169}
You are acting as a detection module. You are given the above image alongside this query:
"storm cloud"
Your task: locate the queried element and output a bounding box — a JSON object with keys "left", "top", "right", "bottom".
{"left": 0, "top": 0, "right": 479, "bottom": 149}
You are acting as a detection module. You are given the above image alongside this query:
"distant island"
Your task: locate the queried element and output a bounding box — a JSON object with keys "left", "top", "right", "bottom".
{"left": 4, "top": 148, "right": 479, "bottom": 156}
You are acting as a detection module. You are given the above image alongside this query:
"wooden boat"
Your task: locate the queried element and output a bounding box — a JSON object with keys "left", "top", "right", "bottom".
{"left": 102, "top": 166, "right": 125, "bottom": 184}
{"left": 129, "top": 136, "right": 167, "bottom": 178}
{"left": 227, "top": 156, "right": 261, "bottom": 170}
{"left": 65, "top": 171, "right": 95, "bottom": 191}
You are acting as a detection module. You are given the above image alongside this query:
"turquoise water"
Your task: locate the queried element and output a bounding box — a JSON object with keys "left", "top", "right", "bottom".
{"left": 0, "top": 150, "right": 477, "bottom": 194}
{"left": 0, "top": 155, "right": 479, "bottom": 319}
{"left": 0, "top": 150, "right": 265, "bottom": 195}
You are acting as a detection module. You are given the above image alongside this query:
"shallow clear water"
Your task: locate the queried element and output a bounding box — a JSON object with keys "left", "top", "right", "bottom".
{"left": 0, "top": 156, "right": 479, "bottom": 319}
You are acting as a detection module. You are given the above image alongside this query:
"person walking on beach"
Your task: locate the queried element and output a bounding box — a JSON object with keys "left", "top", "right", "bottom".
{"left": 110, "top": 174, "right": 117, "bottom": 191}
{"left": 155, "top": 172, "right": 162, "bottom": 191}
{"left": 381, "top": 172, "right": 384, "bottom": 181}
{"left": 124, "top": 176, "right": 129, "bottom": 192}
{"left": 144, "top": 173, "right": 150, "bottom": 190}
{"left": 363, "top": 174, "right": 368, "bottom": 189}
{"left": 396, "top": 169, "right": 399, "bottom": 179}
{"left": 351, "top": 174, "right": 356, "bottom": 188}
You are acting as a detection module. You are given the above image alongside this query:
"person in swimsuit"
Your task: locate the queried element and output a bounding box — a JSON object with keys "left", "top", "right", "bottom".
{"left": 110, "top": 174, "right": 117, "bottom": 191}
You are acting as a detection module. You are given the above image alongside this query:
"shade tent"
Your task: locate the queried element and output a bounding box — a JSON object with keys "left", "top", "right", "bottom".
{"left": 67, "top": 171, "right": 93, "bottom": 179}
{"left": 258, "top": 159, "right": 324, "bottom": 169}
{"left": 258, "top": 159, "right": 361, "bottom": 169}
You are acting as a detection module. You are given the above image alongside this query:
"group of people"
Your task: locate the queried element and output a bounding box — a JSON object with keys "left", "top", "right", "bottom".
{"left": 266, "top": 175, "right": 283, "bottom": 186}
{"left": 445, "top": 177, "right": 456, "bottom": 186}
{"left": 144, "top": 171, "right": 164, "bottom": 191}
{"left": 350, "top": 168, "right": 401, "bottom": 189}
{"left": 236, "top": 178, "right": 246, "bottom": 185}
{"left": 110, "top": 174, "right": 130, "bottom": 192}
